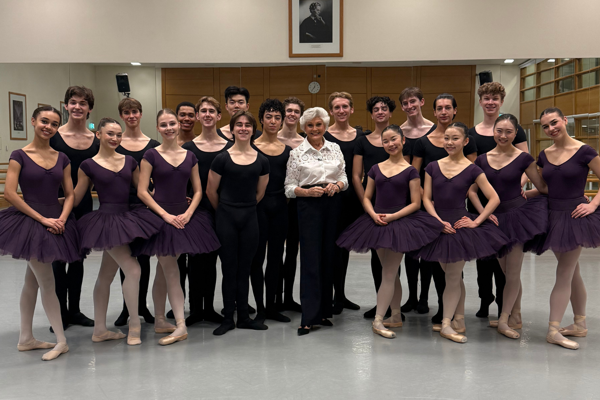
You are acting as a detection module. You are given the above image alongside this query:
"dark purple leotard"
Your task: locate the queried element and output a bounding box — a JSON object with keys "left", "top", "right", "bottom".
{"left": 76, "top": 156, "right": 163, "bottom": 253}
{"left": 336, "top": 163, "right": 443, "bottom": 253}
{"left": 131, "top": 148, "right": 220, "bottom": 257}
{"left": 475, "top": 152, "right": 534, "bottom": 202}
{"left": 368, "top": 164, "right": 419, "bottom": 212}
{"left": 414, "top": 161, "right": 509, "bottom": 263}
{"left": 0, "top": 150, "right": 80, "bottom": 262}
{"left": 475, "top": 152, "right": 547, "bottom": 251}
{"left": 532, "top": 145, "right": 600, "bottom": 253}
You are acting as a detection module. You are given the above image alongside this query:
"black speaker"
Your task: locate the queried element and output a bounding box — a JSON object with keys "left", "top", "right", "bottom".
{"left": 116, "top": 73, "right": 130, "bottom": 93}
{"left": 478, "top": 71, "right": 493, "bottom": 85}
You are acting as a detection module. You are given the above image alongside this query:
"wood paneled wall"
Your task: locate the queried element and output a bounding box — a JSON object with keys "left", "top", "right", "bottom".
{"left": 162, "top": 65, "right": 477, "bottom": 133}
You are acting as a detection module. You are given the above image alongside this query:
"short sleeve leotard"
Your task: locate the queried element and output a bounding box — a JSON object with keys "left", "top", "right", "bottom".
{"left": 182, "top": 140, "right": 233, "bottom": 212}
{"left": 367, "top": 164, "right": 419, "bottom": 213}
{"left": 77, "top": 156, "right": 164, "bottom": 253}
{"left": 251, "top": 145, "right": 292, "bottom": 195}
{"left": 412, "top": 134, "right": 478, "bottom": 185}
{"left": 475, "top": 152, "right": 534, "bottom": 202}
{"left": 50, "top": 133, "right": 100, "bottom": 218}
{"left": 0, "top": 150, "right": 80, "bottom": 263}
{"left": 402, "top": 125, "right": 436, "bottom": 162}
{"left": 354, "top": 133, "right": 388, "bottom": 183}
{"left": 533, "top": 144, "right": 600, "bottom": 254}
{"left": 116, "top": 139, "right": 161, "bottom": 204}
{"left": 132, "top": 148, "right": 220, "bottom": 257}
{"left": 210, "top": 152, "right": 270, "bottom": 207}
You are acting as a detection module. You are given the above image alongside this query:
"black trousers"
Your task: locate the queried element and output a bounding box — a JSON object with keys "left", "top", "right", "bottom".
{"left": 216, "top": 203, "right": 259, "bottom": 321}
{"left": 177, "top": 254, "right": 189, "bottom": 310}
{"left": 477, "top": 258, "right": 505, "bottom": 308}
{"left": 52, "top": 200, "right": 92, "bottom": 319}
{"left": 250, "top": 193, "right": 288, "bottom": 313}
{"left": 297, "top": 195, "right": 341, "bottom": 326}
{"left": 279, "top": 198, "right": 300, "bottom": 303}
{"left": 188, "top": 250, "right": 219, "bottom": 313}
{"left": 404, "top": 255, "right": 433, "bottom": 301}
{"left": 333, "top": 190, "right": 362, "bottom": 304}
{"left": 119, "top": 255, "right": 152, "bottom": 314}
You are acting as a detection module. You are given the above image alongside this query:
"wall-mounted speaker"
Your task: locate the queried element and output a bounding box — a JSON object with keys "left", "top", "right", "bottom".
{"left": 478, "top": 71, "right": 493, "bottom": 85}
{"left": 116, "top": 73, "right": 131, "bottom": 93}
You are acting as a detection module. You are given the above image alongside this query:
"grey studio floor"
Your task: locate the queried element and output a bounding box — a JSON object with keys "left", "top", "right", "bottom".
{"left": 0, "top": 250, "right": 599, "bottom": 400}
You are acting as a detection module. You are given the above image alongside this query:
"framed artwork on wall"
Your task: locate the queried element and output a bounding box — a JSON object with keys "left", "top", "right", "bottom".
{"left": 59, "top": 101, "right": 69, "bottom": 125}
{"left": 289, "top": 0, "right": 343, "bottom": 58}
{"left": 9, "top": 92, "right": 27, "bottom": 140}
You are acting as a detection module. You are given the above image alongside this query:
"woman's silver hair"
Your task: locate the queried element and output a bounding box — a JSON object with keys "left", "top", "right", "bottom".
{"left": 300, "top": 107, "right": 330, "bottom": 131}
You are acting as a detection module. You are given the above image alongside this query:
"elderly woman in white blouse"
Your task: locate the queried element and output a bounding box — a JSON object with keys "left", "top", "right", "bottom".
{"left": 284, "top": 107, "right": 348, "bottom": 336}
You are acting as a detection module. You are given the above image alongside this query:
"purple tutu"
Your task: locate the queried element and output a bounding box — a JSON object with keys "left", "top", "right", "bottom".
{"left": 0, "top": 203, "right": 80, "bottom": 263}
{"left": 529, "top": 197, "right": 600, "bottom": 255}
{"left": 494, "top": 195, "right": 548, "bottom": 254}
{"left": 414, "top": 208, "right": 509, "bottom": 263}
{"left": 131, "top": 202, "right": 220, "bottom": 257}
{"left": 336, "top": 207, "right": 443, "bottom": 253}
{"left": 77, "top": 203, "right": 164, "bottom": 256}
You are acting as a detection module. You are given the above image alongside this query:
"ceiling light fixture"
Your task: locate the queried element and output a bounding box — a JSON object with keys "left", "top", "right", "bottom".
{"left": 504, "top": 59, "right": 514, "bottom": 64}
{"left": 131, "top": 62, "right": 141, "bottom": 66}
{"left": 547, "top": 59, "right": 556, "bottom": 62}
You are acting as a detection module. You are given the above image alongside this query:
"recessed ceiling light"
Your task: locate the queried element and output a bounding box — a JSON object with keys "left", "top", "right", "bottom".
{"left": 547, "top": 59, "right": 556, "bottom": 62}
{"left": 564, "top": 58, "right": 570, "bottom": 61}
{"left": 131, "top": 62, "right": 141, "bottom": 66}
{"left": 504, "top": 59, "right": 514, "bottom": 64}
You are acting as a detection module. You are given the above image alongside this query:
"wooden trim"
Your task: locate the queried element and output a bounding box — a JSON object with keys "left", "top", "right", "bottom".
{"left": 470, "top": 65, "right": 477, "bottom": 127}
{"left": 288, "top": 0, "right": 343, "bottom": 58}
{"left": 161, "top": 69, "right": 167, "bottom": 110}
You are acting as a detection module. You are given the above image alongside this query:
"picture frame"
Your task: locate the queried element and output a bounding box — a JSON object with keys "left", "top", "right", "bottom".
{"left": 289, "top": 0, "right": 343, "bottom": 58}
{"left": 9, "top": 92, "right": 27, "bottom": 140}
{"left": 59, "top": 101, "right": 69, "bottom": 125}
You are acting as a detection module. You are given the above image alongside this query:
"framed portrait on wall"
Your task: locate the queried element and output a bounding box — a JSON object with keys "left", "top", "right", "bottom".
{"left": 289, "top": 0, "right": 343, "bottom": 58}
{"left": 59, "top": 101, "right": 69, "bottom": 125}
{"left": 9, "top": 92, "right": 27, "bottom": 140}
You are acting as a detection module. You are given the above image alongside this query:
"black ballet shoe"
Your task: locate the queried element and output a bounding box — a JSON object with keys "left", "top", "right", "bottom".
{"left": 401, "top": 313, "right": 406, "bottom": 321}
{"left": 432, "top": 307, "right": 444, "bottom": 324}
{"left": 69, "top": 312, "right": 94, "bottom": 327}
{"left": 363, "top": 306, "right": 376, "bottom": 319}
{"left": 476, "top": 296, "right": 495, "bottom": 318}
{"left": 401, "top": 298, "right": 418, "bottom": 313}
{"left": 213, "top": 319, "right": 235, "bottom": 336}
{"left": 332, "top": 302, "right": 344, "bottom": 315}
{"left": 236, "top": 318, "right": 268, "bottom": 330}
{"left": 254, "top": 311, "right": 267, "bottom": 324}
{"left": 166, "top": 310, "right": 175, "bottom": 319}
{"left": 139, "top": 308, "right": 155, "bottom": 324}
{"left": 319, "top": 319, "right": 333, "bottom": 327}
{"left": 298, "top": 326, "right": 311, "bottom": 336}
{"left": 265, "top": 310, "right": 291, "bottom": 323}
{"left": 343, "top": 299, "right": 360, "bottom": 310}
{"left": 185, "top": 312, "right": 204, "bottom": 327}
{"left": 49, "top": 321, "right": 70, "bottom": 333}
{"left": 416, "top": 299, "right": 430, "bottom": 314}
{"left": 248, "top": 305, "right": 256, "bottom": 314}
{"left": 203, "top": 309, "right": 224, "bottom": 324}
{"left": 114, "top": 309, "right": 129, "bottom": 327}
{"left": 283, "top": 300, "right": 302, "bottom": 313}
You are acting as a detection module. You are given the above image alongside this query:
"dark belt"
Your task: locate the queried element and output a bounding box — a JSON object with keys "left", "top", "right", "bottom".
{"left": 301, "top": 183, "right": 328, "bottom": 189}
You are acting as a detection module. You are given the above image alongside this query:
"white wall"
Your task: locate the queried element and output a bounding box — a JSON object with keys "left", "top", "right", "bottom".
{"left": 473, "top": 65, "right": 521, "bottom": 125}
{"left": 0, "top": 64, "right": 160, "bottom": 162}
{"left": 0, "top": 0, "right": 598, "bottom": 63}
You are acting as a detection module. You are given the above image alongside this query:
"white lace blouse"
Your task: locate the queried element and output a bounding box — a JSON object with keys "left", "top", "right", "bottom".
{"left": 284, "top": 137, "right": 348, "bottom": 198}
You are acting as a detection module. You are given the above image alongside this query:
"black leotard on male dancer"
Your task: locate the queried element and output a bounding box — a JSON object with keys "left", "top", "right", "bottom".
{"left": 49, "top": 132, "right": 99, "bottom": 328}
{"left": 324, "top": 131, "right": 362, "bottom": 313}
{"left": 114, "top": 138, "right": 161, "bottom": 325}
{"left": 249, "top": 144, "right": 292, "bottom": 322}
{"left": 181, "top": 140, "right": 233, "bottom": 325}
{"left": 211, "top": 151, "right": 270, "bottom": 335}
